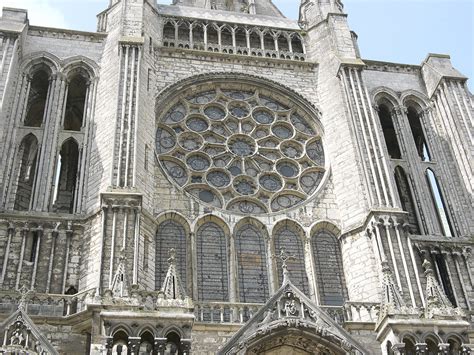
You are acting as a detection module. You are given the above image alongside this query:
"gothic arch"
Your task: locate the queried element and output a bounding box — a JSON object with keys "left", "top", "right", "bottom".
{"left": 20, "top": 52, "right": 60, "bottom": 76}
{"left": 62, "top": 56, "right": 99, "bottom": 79}
{"left": 137, "top": 325, "right": 156, "bottom": 338}
{"left": 400, "top": 90, "right": 430, "bottom": 110}
{"left": 155, "top": 211, "right": 191, "bottom": 235}
{"left": 372, "top": 87, "right": 401, "bottom": 107}
{"left": 309, "top": 220, "right": 341, "bottom": 238}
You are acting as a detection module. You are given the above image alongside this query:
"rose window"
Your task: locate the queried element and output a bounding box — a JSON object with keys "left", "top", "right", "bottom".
{"left": 156, "top": 82, "right": 326, "bottom": 214}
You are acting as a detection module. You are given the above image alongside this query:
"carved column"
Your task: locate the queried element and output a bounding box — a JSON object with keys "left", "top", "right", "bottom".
{"left": 128, "top": 337, "right": 141, "bottom": 355}
{"left": 154, "top": 338, "right": 167, "bottom": 355}
{"left": 0, "top": 223, "right": 15, "bottom": 286}
{"left": 181, "top": 339, "right": 192, "bottom": 355}
{"left": 415, "top": 343, "right": 427, "bottom": 354}
{"left": 438, "top": 343, "right": 450, "bottom": 354}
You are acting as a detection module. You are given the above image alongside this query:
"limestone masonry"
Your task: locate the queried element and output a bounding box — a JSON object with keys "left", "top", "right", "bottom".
{"left": 0, "top": 0, "right": 472, "bottom": 354}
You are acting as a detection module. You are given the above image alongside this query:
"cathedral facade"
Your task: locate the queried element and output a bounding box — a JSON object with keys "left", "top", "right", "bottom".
{"left": 0, "top": 0, "right": 472, "bottom": 353}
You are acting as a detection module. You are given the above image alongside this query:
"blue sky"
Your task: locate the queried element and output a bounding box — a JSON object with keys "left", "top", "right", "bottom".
{"left": 1, "top": 0, "right": 472, "bottom": 90}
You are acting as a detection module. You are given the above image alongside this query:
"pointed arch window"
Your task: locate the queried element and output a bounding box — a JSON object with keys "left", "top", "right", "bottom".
{"left": 434, "top": 254, "right": 457, "bottom": 306}
{"left": 52, "top": 139, "right": 79, "bottom": 213}
{"left": 24, "top": 70, "right": 50, "bottom": 127}
{"left": 274, "top": 223, "right": 309, "bottom": 295}
{"left": 64, "top": 75, "right": 88, "bottom": 131}
{"left": 407, "top": 106, "right": 431, "bottom": 161}
{"left": 426, "top": 169, "right": 454, "bottom": 237}
{"left": 378, "top": 104, "right": 402, "bottom": 159}
{"left": 235, "top": 223, "right": 269, "bottom": 303}
{"left": 394, "top": 167, "right": 420, "bottom": 234}
{"left": 13, "top": 134, "right": 39, "bottom": 211}
{"left": 196, "top": 222, "right": 229, "bottom": 301}
{"left": 155, "top": 220, "right": 188, "bottom": 291}
{"left": 311, "top": 230, "right": 347, "bottom": 306}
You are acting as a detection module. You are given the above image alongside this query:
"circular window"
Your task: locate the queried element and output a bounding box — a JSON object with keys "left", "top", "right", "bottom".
{"left": 156, "top": 82, "right": 326, "bottom": 214}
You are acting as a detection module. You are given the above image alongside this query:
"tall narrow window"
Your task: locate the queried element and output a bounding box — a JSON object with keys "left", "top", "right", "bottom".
{"left": 407, "top": 106, "right": 431, "bottom": 161}
{"left": 24, "top": 231, "right": 39, "bottom": 263}
{"left": 52, "top": 139, "right": 79, "bottom": 214}
{"left": 274, "top": 222, "right": 309, "bottom": 295}
{"left": 378, "top": 104, "right": 402, "bottom": 159}
{"left": 155, "top": 220, "right": 187, "bottom": 291}
{"left": 196, "top": 222, "right": 228, "bottom": 301}
{"left": 14, "top": 134, "right": 39, "bottom": 211}
{"left": 235, "top": 223, "right": 269, "bottom": 303}
{"left": 394, "top": 167, "right": 420, "bottom": 234}
{"left": 311, "top": 231, "right": 347, "bottom": 306}
{"left": 64, "top": 75, "right": 87, "bottom": 131}
{"left": 426, "top": 169, "right": 454, "bottom": 237}
{"left": 403, "top": 338, "right": 416, "bottom": 355}
{"left": 434, "top": 254, "right": 457, "bottom": 306}
{"left": 24, "top": 70, "right": 49, "bottom": 127}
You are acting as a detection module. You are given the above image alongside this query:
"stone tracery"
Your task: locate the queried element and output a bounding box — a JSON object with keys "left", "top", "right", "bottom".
{"left": 156, "top": 81, "right": 326, "bottom": 214}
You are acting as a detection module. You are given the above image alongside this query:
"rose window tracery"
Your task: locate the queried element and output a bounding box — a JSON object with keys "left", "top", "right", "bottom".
{"left": 156, "top": 82, "right": 326, "bottom": 214}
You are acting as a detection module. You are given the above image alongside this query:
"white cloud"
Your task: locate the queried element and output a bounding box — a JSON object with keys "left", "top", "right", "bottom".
{"left": 0, "top": 0, "right": 68, "bottom": 28}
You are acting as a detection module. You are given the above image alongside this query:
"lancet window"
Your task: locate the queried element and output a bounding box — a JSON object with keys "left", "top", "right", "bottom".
{"left": 378, "top": 104, "right": 402, "bottom": 159}
{"left": 13, "top": 134, "right": 39, "bottom": 211}
{"left": 407, "top": 106, "right": 431, "bottom": 161}
{"left": 235, "top": 223, "right": 269, "bottom": 303}
{"left": 52, "top": 139, "right": 80, "bottom": 213}
{"left": 64, "top": 75, "right": 88, "bottom": 131}
{"left": 196, "top": 222, "right": 229, "bottom": 301}
{"left": 426, "top": 169, "right": 454, "bottom": 237}
{"left": 311, "top": 230, "right": 346, "bottom": 306}
{"left": 273, "top": 223, "right": 309, "bottom": 295}
{"left": 155, "top": 220, "right": 188, "bottom": 291}
{"left": 394, "top": 166, "right": 420, "bottom": 233}
{"left": 24, "top": 70, "right": 50, "bottom": 127}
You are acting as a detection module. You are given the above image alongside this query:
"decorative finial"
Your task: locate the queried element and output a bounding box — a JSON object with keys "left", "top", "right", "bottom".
{"left": 274, "top": 248, "right": 296, "bottom": 284}
{"left": 17, "top": 285, "right": 33, "bottom": 312}
{"left": 168, "top": 248, "right": 176, "bottom": 265}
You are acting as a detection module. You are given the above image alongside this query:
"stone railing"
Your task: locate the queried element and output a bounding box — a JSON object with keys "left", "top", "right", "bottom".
{"left": 344, "top": 302, "right": 379, "bottom": 323}
{"left": 194, "top": 302, "right": 347, "bottom": 326}
{"left": 194, "top": 301, "right": 263, "bottom": 324}
{"left": 0, "top": 288, "right": 95, "bottom": 317}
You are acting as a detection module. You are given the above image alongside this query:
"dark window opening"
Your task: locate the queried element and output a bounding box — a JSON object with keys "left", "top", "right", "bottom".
{"left": 263, "top": 33, "right": 274, "bottom": 50}
{"left": 235, "top": 224, "right": 269, "bottom": 303}
{"left": 64, "top": 75, "right": 87, "bottom": 131}
{"left": 448, "top": 339, "right": 461, "bottom": 355}
{"left": 403, "top": 338, "right": 416, "bottom": 355}
{"left": 193, "top": 24, "right": 205, "bottom": 45}
{"left": 249, "top": 32, "right": 260, "bottom": 49}
{"left": 112, "top": 331, "right": 129, "bottom": 355}
{"left": 278, "top": 35, "right": 289, "bottom": 51}
{"left": 426, "top": 169, "right": 454, "bottom": 237}
{"left": 24, "top": 70, "right": 49, "bottom": 127}
{"left": 434, "top": 254, "right": 457, "bottom": 307}
{"left": 24, "top": 231, "right": 39, "bottom": 263}
{"left": 221, "top": 28, "right": 233, "bottom": 46}
{"left": 235, "top": 28, "right": 246, "bottom": 47}
{"left": 207, "top": 26, "right": 219, "bottom": 45}
{"left": 163, "top": 22, "right": 175, "bottom": 41}
{"left": 407, "top": 106, "right": 431, "bottom": 161}
{"left": 291, "top": 36, "right": 304, "bottom": 53}
{"left": 178, "top": 23, "right": 189, "bottom": 42}
{"left": 426, "top": 339, "right": 438, "bottom": 355}
{"left": 140, "top": 332, "right": 154, "bottom": 354}
{"left": 394, "top": 167, "right": 420, "bottom": 234}
{"left": 378, "top": 104, "right": 402, "bottom": 159}
{"left": 52, "top": 139, "right": 79, "bottom": 214}
{"left": 155, "top": 220, "right": 187, "bottom": 291}
{"left": 386, "top": 341, "right": 393, "bottom": 355}
{"left": 165, "top": 332, "right": 182, "bottom": 355}
{"left": 312, "top": 231, "right": 347, "bottom": 306}
{"left": 14, "top": 134, "right": 39, "bottom": 211}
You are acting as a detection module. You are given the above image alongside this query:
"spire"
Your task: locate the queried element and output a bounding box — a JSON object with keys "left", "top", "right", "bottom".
{"left": 160, "top": 249, "right": 186, "bottom": 300}
{"left": 111, "top": 249, "right": 129, "bottom": 298}
{"left": 422, "top": 259, "right": 463, "bottom": 319}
